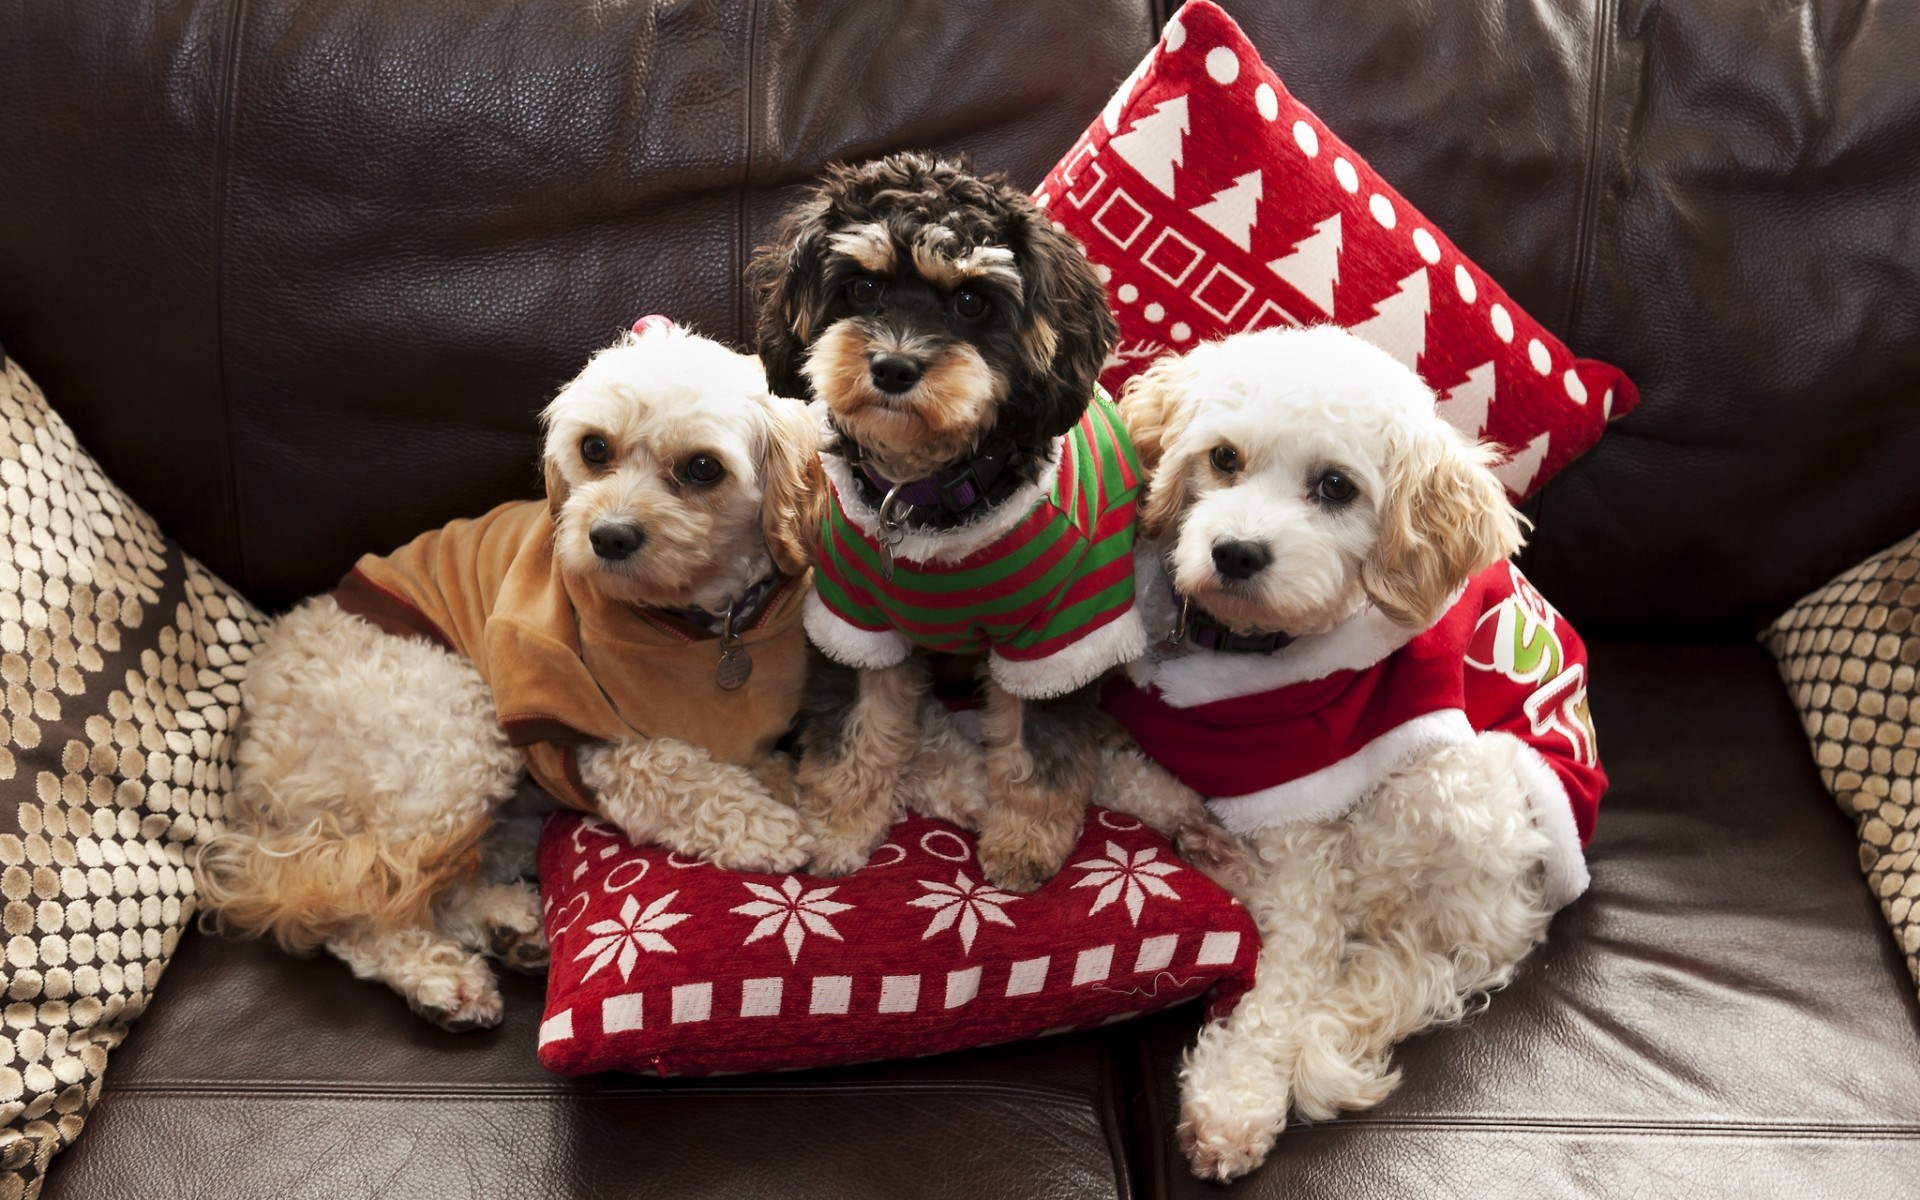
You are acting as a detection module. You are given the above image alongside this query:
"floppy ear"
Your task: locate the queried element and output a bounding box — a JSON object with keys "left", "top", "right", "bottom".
{"left": 757, "top": 395, "right": 824, "bottom": 576}
{"left": 1007, "top": 206, "right": 1118, "bottom": 444}
{"left": 1120, "top": 354, "right": 1194, "bottom": 541}
{"left": 752, "top": 193, "right": 834, "bottom": 401}
{"left": 542, "top": 454, "right": 572, "bottom": 526}
{"left": 1361, "top": 422, "right": 1527, "bottom": 629}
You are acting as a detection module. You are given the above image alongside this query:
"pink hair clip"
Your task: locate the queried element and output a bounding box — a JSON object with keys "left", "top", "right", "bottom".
{"left": 631, "top": 314, "right": 678, "bottom": 337}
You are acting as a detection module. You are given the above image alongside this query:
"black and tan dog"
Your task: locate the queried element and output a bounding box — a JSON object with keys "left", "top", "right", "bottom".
{"left": 753, "top": 151, "right": 1145, "bottom": 891}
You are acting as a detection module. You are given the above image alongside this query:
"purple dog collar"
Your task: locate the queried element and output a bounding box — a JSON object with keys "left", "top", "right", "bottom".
{"left": 1174, "top": 596, "right": 1296, "bottom": 655}
{"left": 847, "top": 437, "right": 1016, "bottom": 518}
{"left": 855, "top": 464, "right": 985, "bottom": 512}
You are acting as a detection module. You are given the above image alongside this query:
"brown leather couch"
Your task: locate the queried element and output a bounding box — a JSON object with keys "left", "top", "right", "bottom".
{"left": 5, "top": 1, "right": 1919, "bottom": 1196}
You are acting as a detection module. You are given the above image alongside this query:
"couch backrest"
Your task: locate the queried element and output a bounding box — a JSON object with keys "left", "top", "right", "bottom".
{"left": 4, "top": 0, "right": 1919, "bottom": 630}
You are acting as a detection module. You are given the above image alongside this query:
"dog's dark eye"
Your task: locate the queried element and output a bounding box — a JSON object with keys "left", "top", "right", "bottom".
{"left": 952, "top": 288, "right": 990, "bottom": 322}
{"left": 847, "top": 277, "right": 881, "bottom": 309}
{"left": 1317, "top": 471, "right": 1357, "bottom": 504}
{"left": 682, "top": 453, "right": 726, "bottom": 486}
{"left": 580, "top": 435, "right": 611, "bottom": 467}
{"left": 1209, "top": 445, "right": 1240, "bottom": 474}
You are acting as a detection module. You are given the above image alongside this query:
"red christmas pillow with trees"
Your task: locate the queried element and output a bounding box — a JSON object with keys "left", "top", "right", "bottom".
{"left": 536, "top": 809, "right": 1259, "bottom": 1077}
{"left": 1035, "top": 0, "right": 1638, "bottom": 499}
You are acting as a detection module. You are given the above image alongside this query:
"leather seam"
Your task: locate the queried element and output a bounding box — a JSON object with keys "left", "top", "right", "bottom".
{"left": 736, "top": 0, "right": 761, "bottom": 347}
{"left": 209, "top": 0, "right": 250, "bottom": 588}
{"left": 1564, "top": 0, "right": 1615, "bottom": 338}
{"left": 1526, "top": 0, "right": 1616, "bottom": 570}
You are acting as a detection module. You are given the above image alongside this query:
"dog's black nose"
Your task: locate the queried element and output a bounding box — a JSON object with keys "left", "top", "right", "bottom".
{"left": 1212, "top": 539, "right": 1272, "bottom": 581}
{"left": 589, "top": 521, "right": 645, "bottom": 562}
{"left": 869, "top": 354, "right": 923, "bottom": 394}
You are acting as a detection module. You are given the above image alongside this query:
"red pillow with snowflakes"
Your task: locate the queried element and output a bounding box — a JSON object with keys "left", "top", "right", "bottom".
{"left": 535, "top": 809, "right": 1259, "bottom": 1077}
{"left": 1034, "top": 0, "right": 1638, "bottom": 499}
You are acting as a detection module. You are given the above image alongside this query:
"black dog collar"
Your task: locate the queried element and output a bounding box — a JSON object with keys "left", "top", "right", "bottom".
{"left": 1172, "top": 597, "right": 1296, "bottom": 655}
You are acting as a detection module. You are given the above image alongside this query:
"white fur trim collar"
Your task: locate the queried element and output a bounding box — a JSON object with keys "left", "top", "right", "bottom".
{"left": 803, "top": 590, "right": 912, "bottom": 669}
{"left": 1205, "top": 709, "right": 1475, "bottom": 835}
{"left": 1125, "top": 547, "right": 1439, "bottom": 709}
{"left": 988, "top": 605, "right": 1148, "bottom": 700}
{"left": 814, "top": 403, "right": 1065, "bottom": 566}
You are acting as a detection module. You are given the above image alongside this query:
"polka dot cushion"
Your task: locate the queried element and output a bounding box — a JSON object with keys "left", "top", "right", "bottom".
{"left": 1766, "top": 530, "right": 1920, "bottom": 999}
{"left": 536, "top": 808, "right": 1259, "bottom": 1077}
{"left": 0, "top": 350, "right": 260, "bottom": 1196}
{"left": 1033, "top": 0, "right": 1639, "bottom": 500}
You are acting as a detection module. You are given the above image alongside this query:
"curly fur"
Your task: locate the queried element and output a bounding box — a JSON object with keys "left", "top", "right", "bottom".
{"left": 754, "top": 152, "right": 1121, "bottom": 892}
{"left": 198, "top": 326, "right": 820, "bottom": 1029}
{"left": 1099, "top": 327, "right": 1557, "bottom": 1181}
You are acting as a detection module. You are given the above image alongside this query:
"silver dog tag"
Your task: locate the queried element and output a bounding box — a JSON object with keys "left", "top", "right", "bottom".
{"left": 715, "top": 646, "right": 753, "bottom": 691}
{"left": 876, "top": 484, "right": 909, "bottom": 581}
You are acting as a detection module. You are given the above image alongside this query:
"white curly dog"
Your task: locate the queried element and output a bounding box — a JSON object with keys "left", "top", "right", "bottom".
{"left": 198, "top": 325, "right": 828, "bottom": 1030}
{"left": 1101, "top": 326, "right": 1604, "bottom": 1180}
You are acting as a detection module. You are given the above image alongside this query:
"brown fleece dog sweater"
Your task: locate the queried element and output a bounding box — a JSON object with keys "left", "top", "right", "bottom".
{"left": 331, "top": 499, "right": 810, "bottom": 812}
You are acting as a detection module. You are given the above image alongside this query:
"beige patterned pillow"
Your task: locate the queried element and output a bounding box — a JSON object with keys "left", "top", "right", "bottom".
{"left": 0, "top": 351, "right": 261, "bottom": 1197}
{"left": 1765, "top": 532, "right": 1920, "bottom": 998}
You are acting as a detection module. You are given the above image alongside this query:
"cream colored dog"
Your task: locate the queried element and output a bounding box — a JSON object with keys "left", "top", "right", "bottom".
{"left": 1100, "top": 326, "right": 1603, "bottom": 1180}
{"left": 198, "top": 324, "right": 825, "bottom": 1030}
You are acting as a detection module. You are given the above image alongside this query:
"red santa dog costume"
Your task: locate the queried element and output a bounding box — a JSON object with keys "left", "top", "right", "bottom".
{"left": 1105, "top": 559, "right": 1603, "bottom": 910}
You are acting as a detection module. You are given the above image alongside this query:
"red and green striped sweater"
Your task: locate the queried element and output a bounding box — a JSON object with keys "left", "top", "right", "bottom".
{"left": 804, "top": 390, "right": 1149, "bottom": 699}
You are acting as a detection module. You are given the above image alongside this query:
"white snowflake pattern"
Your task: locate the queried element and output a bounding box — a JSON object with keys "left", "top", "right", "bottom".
{"left": 731, "top": 876, "right": 854, "bottom": 963}
{"left": 908, "top": 871, "right": 1019, "bottom": 954}
{"left": 1071, "top": 842, "right": 1181, "bottom": 925}
{"left": 574, "top": 891, "right": 689, "bottom": 982}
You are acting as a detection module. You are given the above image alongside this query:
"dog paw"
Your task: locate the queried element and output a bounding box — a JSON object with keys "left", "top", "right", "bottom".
{"left": 976, "top": 838, "right": 1063, "bottom": 894}
{"left": 976, "top": 815, "right": 1077, "bottom": 893}
{"left": 1177, "top": 1106, "right": 1278, "bottom": 1183}
{"left": 408, "top": 958, "right": 505, "bottom": 1032}
{"left": 709, "top": 805, "right": 816, "bottom": 874}
{"left": 488, "top": 922, "right": 550, "bottom": 975}
{"left": 1175, "top": 821, "right": 1249, "bottom": 876}
{"left": 804, "top": 832, "right": 877, "bottom": 878}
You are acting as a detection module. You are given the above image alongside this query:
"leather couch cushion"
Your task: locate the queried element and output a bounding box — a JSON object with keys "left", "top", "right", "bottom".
{"left": 1129, "top": 639, "right": 1920, "bottom": 1198}
{"left": 41, "top": 932, "right": 1136, "bottom": 1200}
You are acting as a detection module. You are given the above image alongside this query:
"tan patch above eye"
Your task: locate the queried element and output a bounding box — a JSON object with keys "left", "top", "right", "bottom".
{"left": 828, "top": 223, "right": 895, "bottom": 273}
{"left": 911, "top": 239, "right": 1021, "bottom": 290}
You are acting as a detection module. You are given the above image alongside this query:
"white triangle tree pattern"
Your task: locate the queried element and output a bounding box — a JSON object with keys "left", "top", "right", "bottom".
{"left": 1102, "top": 47, "right": 1158, "bottom": 134}
{"left": 1110, "top": 94, "right": 1189, "bottom": 198}
{"left": 1192, "top": 170, "right": 1262, "bottom": 251}
{"left": 1436, "top": 361, "right": 1496, "bottom": 440}
{"left": 1266, "top": 214, "right": 1341, "bottom": 316}
{"left": 1349, "top": 268, "right": 1430, "bottom": 372}
{"left": 1492, "top": 432, "right": 1550, "bottom": 496}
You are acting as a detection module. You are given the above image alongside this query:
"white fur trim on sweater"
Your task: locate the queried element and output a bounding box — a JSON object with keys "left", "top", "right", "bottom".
{"left": 1124, "top": 546, "right": 1458, "bottom": 708}
{"left": 803, "top": 590, "right": 911, "bottom": 669}
{"left": 814, "top": 405, "right": 1065, "bottom": 566}
{"left": 989, "top": 605, "right": 1148, "bottom": 700}
{"left": 1205, "top": 709, "right": 1476, "bottom": 835}
{"left": 1484, "top": 730, "right": 1591, "bottom": 910}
